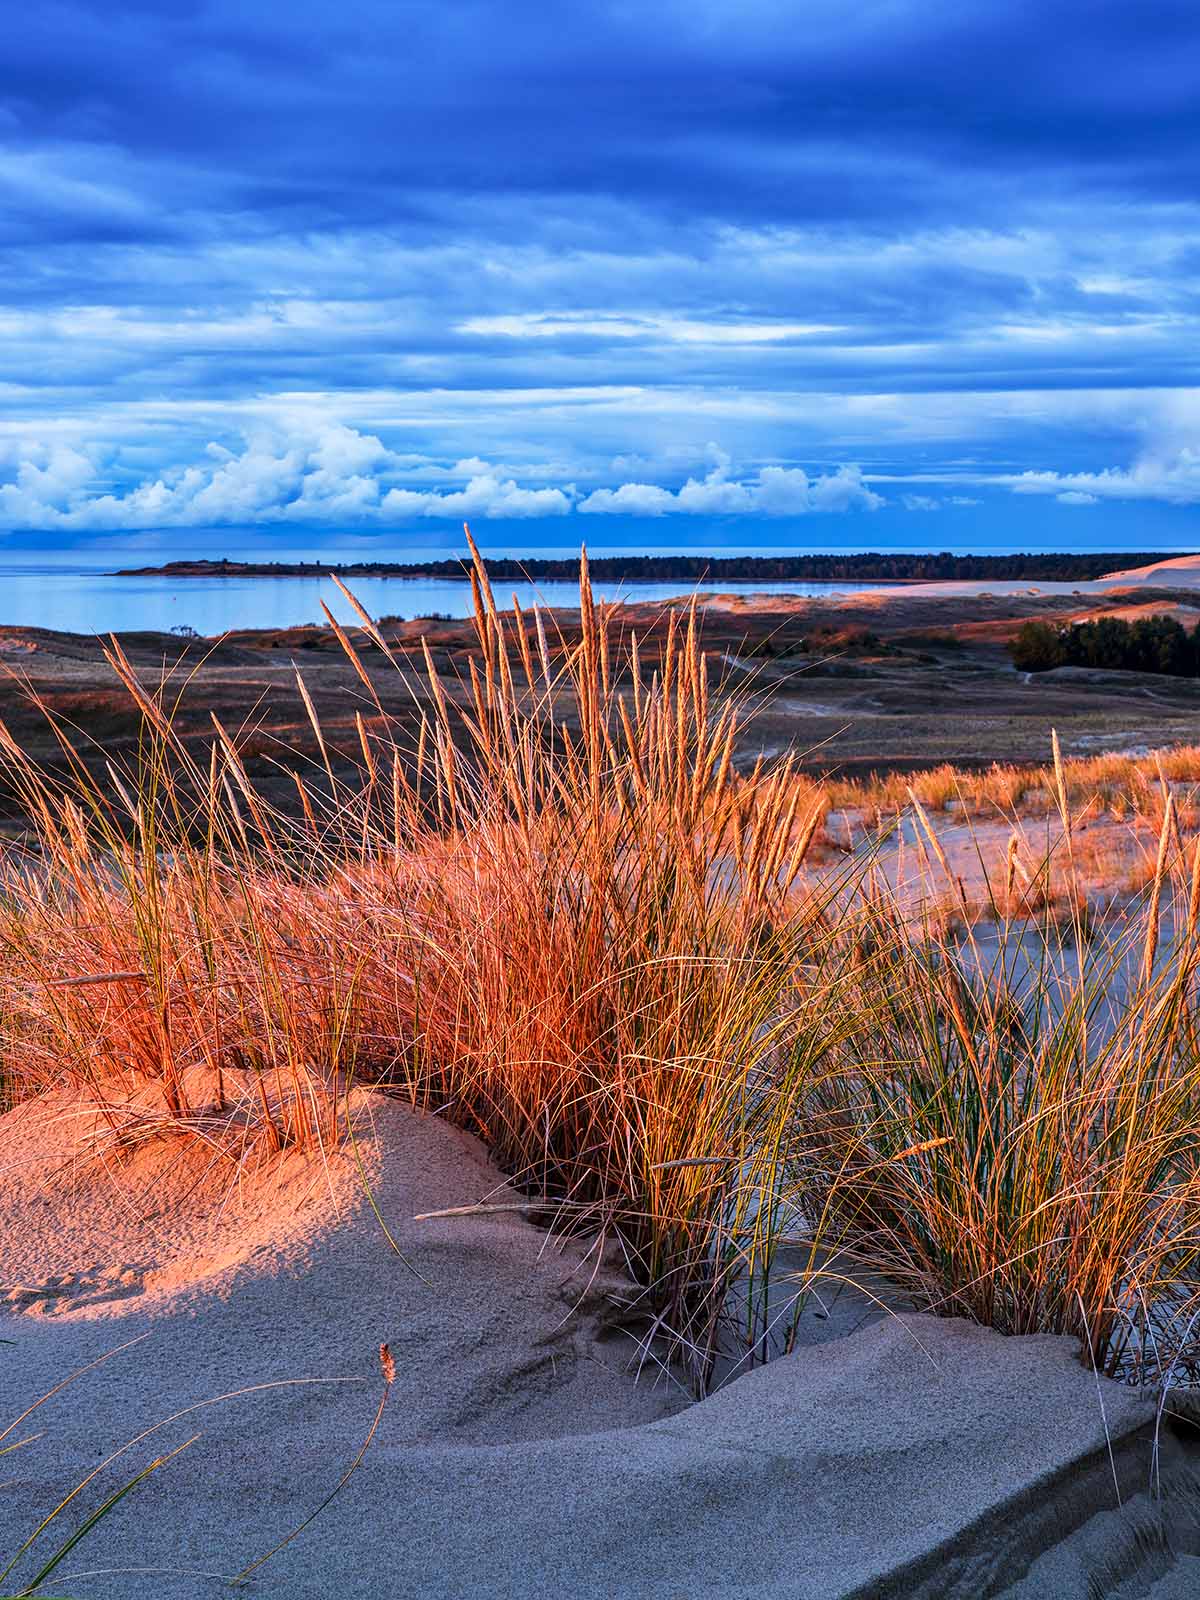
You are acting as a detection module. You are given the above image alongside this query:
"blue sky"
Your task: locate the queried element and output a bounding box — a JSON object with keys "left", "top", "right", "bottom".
{"left": 2, "top": 0, "right": 1199, "bottom": 554}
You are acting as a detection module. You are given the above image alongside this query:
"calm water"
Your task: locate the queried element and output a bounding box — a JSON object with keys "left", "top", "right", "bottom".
{"left": 0, "top": 567, "right": 889, "bottom": 636}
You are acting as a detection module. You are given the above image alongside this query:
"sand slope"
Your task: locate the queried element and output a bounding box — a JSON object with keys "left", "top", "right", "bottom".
{"left": 1, "top": 1090, "right": 1198, "bottom": 1598}
{"left": 1102, "top": 555, "right": 1200, "bottom": 586}
{"left": 694, "top": 552, "right": 1200, "bottom": 608}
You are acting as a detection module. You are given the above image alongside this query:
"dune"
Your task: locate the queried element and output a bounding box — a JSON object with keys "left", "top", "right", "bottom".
{"left": 677, "top": 554, "right": 1200, "bottom": 609}
{"left": 2, "top": 1088, "right": 1199, "bottom": 1599}
{"left": 1102, "top": 555, "right": 1200, "bottom": 586}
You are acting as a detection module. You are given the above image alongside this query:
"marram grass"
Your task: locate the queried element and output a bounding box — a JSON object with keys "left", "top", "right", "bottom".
{"left": 0, "top": 535, "right": 1195, "bottom": 1389}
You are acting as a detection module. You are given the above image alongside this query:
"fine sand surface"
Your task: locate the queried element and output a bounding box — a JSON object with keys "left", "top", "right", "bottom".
{"left": 892, "top": 550, "right": 1200, "bottom": 600}
{"left": 1104, "top": 555, "right": 1200, "bottom": 586}
{"left": 2, "top": 1088, "right": 1199, "bottom": 1598}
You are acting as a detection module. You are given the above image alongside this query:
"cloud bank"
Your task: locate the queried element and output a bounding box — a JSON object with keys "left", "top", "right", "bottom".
{"left": 0, "top": 426, "right": 888, "bottom": 529}
{"left": 0, "top": 427, "right": 576, "bottom": 530}
{"left": 7, "top": 419, "right": 1200, "bottom": 534}
{"left": 1001, "top": 447, "right": 1200, "bottom": 507}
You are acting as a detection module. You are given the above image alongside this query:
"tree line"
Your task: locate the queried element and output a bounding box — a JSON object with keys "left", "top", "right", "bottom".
{"left": 1010, "top": 614, "right": 1200, "bottom": 676}
{"left": 118, "top": 550, "right": 1186, "bottom": 583}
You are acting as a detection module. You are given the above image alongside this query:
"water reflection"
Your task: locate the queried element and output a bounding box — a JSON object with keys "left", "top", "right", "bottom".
{"left": 0, "top": 568, "right": 887, "bottom": 636}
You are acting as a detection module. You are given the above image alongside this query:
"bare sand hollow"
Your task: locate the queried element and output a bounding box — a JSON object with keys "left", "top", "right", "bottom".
{"left": 2, "top": 1088, "right": 1198, "bottom": 1598}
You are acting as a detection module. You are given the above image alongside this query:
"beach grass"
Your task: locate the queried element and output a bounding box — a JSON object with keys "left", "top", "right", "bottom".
{"left": 0, "top": 536, "right": 1197, "bottom": 1389}
{"left": 819, "top": 742, "right": 1200, "bottom": 824}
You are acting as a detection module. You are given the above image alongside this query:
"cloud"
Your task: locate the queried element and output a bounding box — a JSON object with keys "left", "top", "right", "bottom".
{"left": 0, "top": 424, "right": 893, "bottom": 528}
{"left": 459, "top": 313, "right": 844, "bottom": 345}
{"left": 380, "top": 475, "right": 573, "bottom": 521}
{"left": 1001, "top": 446, "right": 1200, "bottom": 505}
{"left": 0, "top": 423, "right": 574, "bottom": 529}
{"left": 901, "top": 493, "right": 940, "bottom": 512}
{"left": 0, "top": 441, "right": 98, "bottom": 510}
{"left": 5, "top": 1, "right": 1198, "bottom": 250}
{"left": 578, "top": 452, "right": 883, "bottom": 516}
{"left": 0, "top": 213, "right": 1197, "bottom": 535}
{"left": 575, "top": 481, "right": 678, "bottom": 516}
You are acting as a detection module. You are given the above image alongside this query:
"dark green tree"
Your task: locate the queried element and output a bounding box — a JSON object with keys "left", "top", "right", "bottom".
{"left": 1010, "top": 621, "right": 1066, "bottom": 672}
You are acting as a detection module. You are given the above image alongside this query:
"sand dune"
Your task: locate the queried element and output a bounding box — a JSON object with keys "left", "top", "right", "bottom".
{"left": 684, "top": 551, "right": 1200, "bottom": 610}
{"left": 1103, "top": 555, "right": 1200, "bottom": 586}
{"left": 2, "top": 1089, "right": 1198, "bottom": 1598}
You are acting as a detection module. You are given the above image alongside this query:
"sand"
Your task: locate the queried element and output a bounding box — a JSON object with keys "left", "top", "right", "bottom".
{"left": 1103, "top": 555, "right": 1200, "bottom": 586}
{"left": 709, "top": 552, "right": 1200, "bottom": 609}
{"left": 2, "top": 1087, "right": 1199, "bottom": 1598}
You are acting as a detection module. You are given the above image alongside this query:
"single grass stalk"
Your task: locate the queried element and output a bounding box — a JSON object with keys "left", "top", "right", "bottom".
{"left": 230, "top": 1345, "right": 395, "bottom": 1586}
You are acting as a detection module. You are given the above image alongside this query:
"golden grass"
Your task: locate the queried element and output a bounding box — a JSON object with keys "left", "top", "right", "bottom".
{"left": 0, "top": 538, "right": 840, "bottom": 1386}
{"left": 821, "top": 744, "right": 1200, "bottom": 824}
{"left": 0, "top": 535, "right": 1197, "bottom": 1390}
{"left": 802, "top": 894, "right": 1200, "bottom": 1379}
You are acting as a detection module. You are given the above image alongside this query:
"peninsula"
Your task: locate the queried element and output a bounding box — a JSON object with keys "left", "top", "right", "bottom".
{"left": 113, "top": 550, "right": 1189, "bottom": 583}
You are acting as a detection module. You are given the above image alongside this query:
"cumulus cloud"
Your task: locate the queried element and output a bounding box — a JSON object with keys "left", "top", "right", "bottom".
{"left": 1001, "top": 447, "right": 1200, "bottom": 505}
{"left": 0, "top": 426, "right": 888, "bottom": 527}
{"left": 578, "top": 450, "right": 883, "bottom": 517}
{"left": 0, "top": 442, "right": 98, "bottom": 511}
{"left": 0, "top": 423, "right": 574, "bottom": 529}
{"left": 380, "top": 475, "right": 573, "bottom": 520}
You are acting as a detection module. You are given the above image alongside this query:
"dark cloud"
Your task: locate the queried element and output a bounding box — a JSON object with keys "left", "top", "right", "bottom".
{"left": 4, "top": 1, "right": 1199, "bottom": 233}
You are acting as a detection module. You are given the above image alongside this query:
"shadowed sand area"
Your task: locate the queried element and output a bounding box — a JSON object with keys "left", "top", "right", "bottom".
{"left": 2, "top": 1089, "right": 1199, "bottom": 1598}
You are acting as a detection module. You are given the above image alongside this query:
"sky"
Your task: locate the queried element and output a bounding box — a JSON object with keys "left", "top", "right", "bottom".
{"left": 2, "top": 0, "right": 1199, "bottom": 558}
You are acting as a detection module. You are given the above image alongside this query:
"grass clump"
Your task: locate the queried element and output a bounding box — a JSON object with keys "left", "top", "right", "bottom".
{"left": 0, "top": 534, "right": 1197, "bottom": 1391}
{"left": 821, "top": 743, "right": 1200, "bottom": 825}
{"left": 803, "top": 895, "right": 1200, "bottom": 1380}
{"left": 0, "top": 537, "right": 838, "bottom": 1388}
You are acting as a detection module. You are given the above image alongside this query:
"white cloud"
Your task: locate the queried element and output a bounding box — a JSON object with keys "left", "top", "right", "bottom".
{"left": 459, "top": 312, "right": 844, "bottom": 344}
{"left": 0, "top": 422, "right": 575, "bottom": 528}
{"left": 1, "top": 425, "right": 887, "bottom": 527}
{"left": 578, "top": 452, "right": 883, "bottom": 516}
{"left": 1001, "top": 445, "right": 1200, "bottom": 505}
{"left": 38, "top": 415, "right": 1192, "bottom": 530}
{"left": 575, "top": 481, "right": 679, "bottom": 515}
{"left": 0, "top": 423, "right": 890, "bottom": 528}
{"left": 380, "top": 474, "right": 573, "bottom": 520}
{"left": 1, "top": 442, "right": 98, "bottom": 510}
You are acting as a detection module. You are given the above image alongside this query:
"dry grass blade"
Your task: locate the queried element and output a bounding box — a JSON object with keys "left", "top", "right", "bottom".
{"left": 230, "top": 1346, "right": 395, "bottom": 1584}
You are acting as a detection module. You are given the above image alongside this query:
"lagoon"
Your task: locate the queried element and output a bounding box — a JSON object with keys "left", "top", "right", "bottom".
{"left": 0, "top": 566, "right": 886, "bottom": 636}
